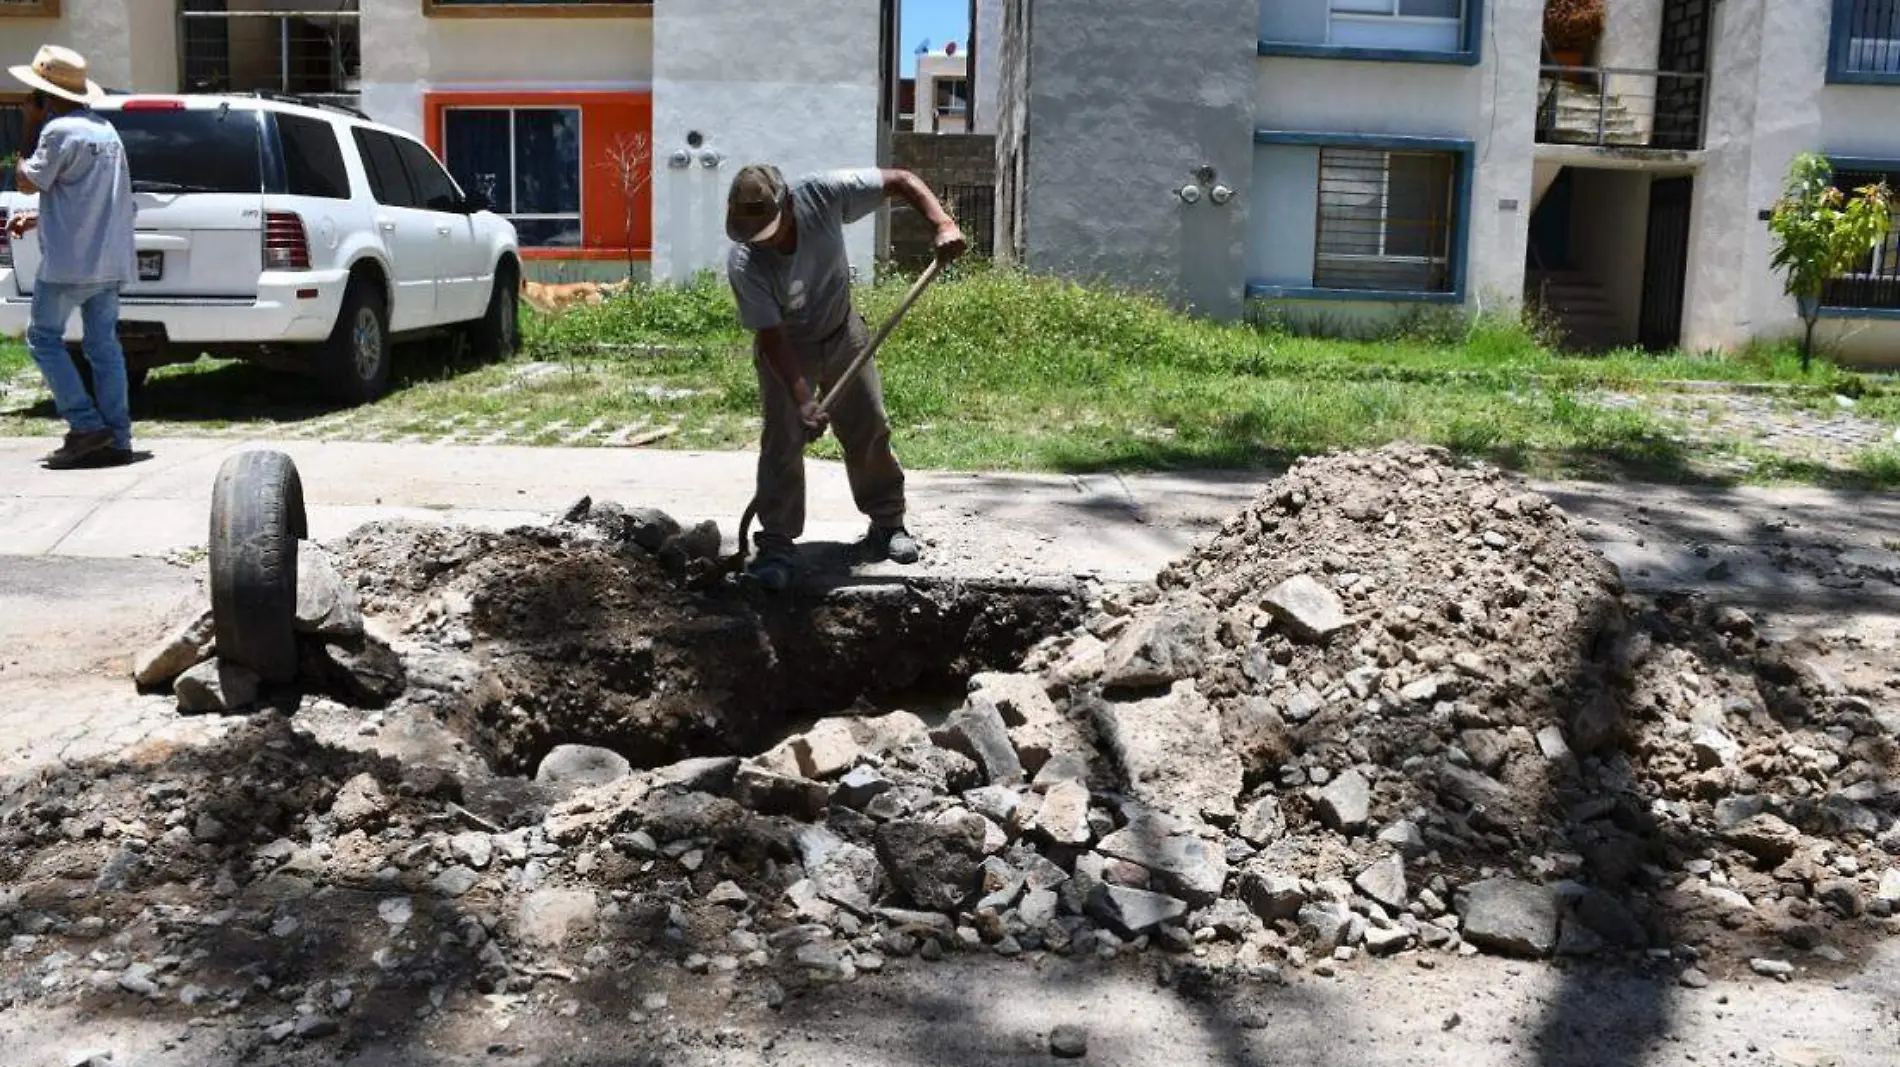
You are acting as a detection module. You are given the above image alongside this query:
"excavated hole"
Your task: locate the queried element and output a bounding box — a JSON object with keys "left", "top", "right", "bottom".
{"left": 446, "top": 573, "right": 1085, "bottom": 778}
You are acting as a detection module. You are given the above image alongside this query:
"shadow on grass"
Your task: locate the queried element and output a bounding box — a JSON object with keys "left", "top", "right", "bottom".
{"left": 7, "top": 340, "right": 489, "bottom": 426}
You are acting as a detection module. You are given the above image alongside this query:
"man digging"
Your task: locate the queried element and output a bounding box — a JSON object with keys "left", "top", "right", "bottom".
{"left": 725, "top": 164, "right": 965, "bottom": 592}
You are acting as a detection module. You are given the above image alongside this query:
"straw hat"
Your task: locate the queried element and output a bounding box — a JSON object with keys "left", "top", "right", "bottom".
{"left": 9, "top": 45, "right": 103, "bottom": 106}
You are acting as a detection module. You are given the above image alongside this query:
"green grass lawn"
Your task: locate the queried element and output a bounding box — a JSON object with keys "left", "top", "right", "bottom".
{"left": 1, "top": 265, "right": 1894, "bottom": 487}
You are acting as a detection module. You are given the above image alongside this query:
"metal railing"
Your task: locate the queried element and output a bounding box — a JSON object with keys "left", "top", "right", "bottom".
{"left": 1535, "top": 65, "right": 1707, "bottom": 151}
{"left": 180, "top": 6, "right": 361, "bottom": 104}
{"left": 1838, "top": 0, "right": 1900, "bottom": 76}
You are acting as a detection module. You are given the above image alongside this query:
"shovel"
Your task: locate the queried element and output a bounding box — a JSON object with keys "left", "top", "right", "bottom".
{"left": 718, "top": 256, "right": 948, "bottom": 582}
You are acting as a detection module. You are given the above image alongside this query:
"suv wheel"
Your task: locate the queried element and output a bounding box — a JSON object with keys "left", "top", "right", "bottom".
{"left": 469, "top": 262, "right": 520, "bottom": 363}
{"left": 320, "top": 280, "right": 391, "bottom": 404}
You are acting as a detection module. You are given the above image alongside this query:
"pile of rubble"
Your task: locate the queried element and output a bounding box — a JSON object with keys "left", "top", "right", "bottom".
{"left": 2, "top": 444, "right": 1896, "bottom": 1048}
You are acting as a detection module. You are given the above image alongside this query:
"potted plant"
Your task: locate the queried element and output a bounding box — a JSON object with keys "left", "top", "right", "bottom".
{"left": 1544, "top": 0, "right": 1605, "bottom": 71}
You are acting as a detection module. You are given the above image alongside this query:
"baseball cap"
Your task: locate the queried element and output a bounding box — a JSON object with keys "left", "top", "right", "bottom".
{"left": 727, "top": 164, "right": 789, "bottom": 244}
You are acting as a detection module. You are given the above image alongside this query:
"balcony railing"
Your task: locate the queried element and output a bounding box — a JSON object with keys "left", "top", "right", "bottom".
{"left": 1536, "top": 65, "right": 1707, "bottom": 151}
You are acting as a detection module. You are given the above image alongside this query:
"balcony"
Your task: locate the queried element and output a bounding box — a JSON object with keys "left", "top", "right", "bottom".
{"left": 1536, "top": 65, "right": 1707, "bottom": 152}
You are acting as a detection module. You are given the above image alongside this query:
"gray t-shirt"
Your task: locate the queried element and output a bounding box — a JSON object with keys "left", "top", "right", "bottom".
{"left": 727, "top": 168, "right": 884, "bottom": 347}
{"left": 20, "top": 110, "right": 138, "bottom": 287}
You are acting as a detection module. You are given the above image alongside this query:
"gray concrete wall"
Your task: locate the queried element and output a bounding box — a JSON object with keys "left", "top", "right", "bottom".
{"left": 994, "top": 0, "right": 1030, "bottom": 264}
{"left": 1017, "top": 0, "right": 1258, "bottom": 318}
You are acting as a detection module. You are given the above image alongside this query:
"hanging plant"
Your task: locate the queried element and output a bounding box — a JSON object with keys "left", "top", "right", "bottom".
{"left": 1544, "top": 0, "right": 1607, "bottom": 52}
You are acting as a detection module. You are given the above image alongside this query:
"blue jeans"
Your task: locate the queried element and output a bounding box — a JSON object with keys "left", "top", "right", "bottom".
{"left": 27, "top": 280, "right": 132, "bottom": 450}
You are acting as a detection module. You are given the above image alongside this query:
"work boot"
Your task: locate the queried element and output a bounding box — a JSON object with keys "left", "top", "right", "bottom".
{"left": 41, "top": 428, "right": 113, "bottom": 470}
{"left": 747, "top": 540, "right": 797, "bottom": 593}
{"left": 864, "top": 523, "right": 920, "bottom": 565}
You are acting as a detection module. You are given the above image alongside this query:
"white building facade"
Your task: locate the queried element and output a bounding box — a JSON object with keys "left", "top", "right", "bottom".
{"left": 998, "top": 0, "right": 1900, "bottom": 367}
{"left": 2, "top": 0, "right": 885, "bottom": 285}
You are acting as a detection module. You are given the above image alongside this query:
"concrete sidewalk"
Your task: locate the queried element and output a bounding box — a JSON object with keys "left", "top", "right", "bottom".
{"left": 1, "top": 436, "right": 1897, "bottom": 611}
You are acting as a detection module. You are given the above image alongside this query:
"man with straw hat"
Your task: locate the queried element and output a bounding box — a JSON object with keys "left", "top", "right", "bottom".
{"left": 8, "top": 44, "right": 138, "bottom": 469}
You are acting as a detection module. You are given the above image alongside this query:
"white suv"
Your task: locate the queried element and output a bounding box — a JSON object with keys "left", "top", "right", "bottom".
{"left": 0, "top": 92, "right": 521, "bottom": 404}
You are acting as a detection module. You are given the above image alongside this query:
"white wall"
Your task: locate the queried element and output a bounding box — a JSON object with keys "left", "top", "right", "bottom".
{"left": 651, "top": 0, "right": 882, "bottom": 285}
{"left": 1683, "top": 0, "right": 1900, "bottom": 365}
{"left": 359, "top": 2, "right": 655, "bottom": 136}
{"left": 1, "top": 0, "right": 176, "bottom": 95}
{"left": 1597, "top": 0, "right": 1664, "bottom": 140}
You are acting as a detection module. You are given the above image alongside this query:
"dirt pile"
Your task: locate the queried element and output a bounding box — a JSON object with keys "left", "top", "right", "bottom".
{"left": 2, "top": 445, "right": 1895, "bottom": 1052}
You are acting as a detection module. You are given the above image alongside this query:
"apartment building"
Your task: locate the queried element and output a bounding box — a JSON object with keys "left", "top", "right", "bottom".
{"left": 1, "top": 0, "right": 886, "bottom": 284}
{"left": 998, "top": 0, "right": 1900, "bottom": 366}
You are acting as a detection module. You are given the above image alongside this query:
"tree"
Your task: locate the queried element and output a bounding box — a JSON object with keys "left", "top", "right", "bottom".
{"left": 597, "top": 132, "right": 652, "bottom": 284}
{"left": 1766, "top": 152, "right": 1893, "bottom": 372}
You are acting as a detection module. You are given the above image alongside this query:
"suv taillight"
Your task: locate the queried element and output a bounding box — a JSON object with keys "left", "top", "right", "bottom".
{"left": 0, "top": 209, "right": 11, "bottom": 269}
{"left": 263, "top": 211, "right": 310, "bottom": 270}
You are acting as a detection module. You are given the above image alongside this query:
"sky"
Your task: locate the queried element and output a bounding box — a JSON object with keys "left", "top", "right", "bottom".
{"left": 901, "top": 0, "right": 971, "bottom": 77}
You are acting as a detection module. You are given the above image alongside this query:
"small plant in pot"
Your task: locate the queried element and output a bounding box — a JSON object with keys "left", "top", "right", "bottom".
{"left": 1545, "top": 0, "right": 1606, "bottom": 73}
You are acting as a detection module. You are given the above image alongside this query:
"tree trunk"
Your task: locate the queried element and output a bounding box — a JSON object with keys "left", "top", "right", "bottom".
{"left": 1802, "top": 314, "right": 1818, "bottom": 374}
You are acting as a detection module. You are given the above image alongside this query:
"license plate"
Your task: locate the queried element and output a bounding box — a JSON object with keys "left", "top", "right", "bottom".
{"left": 137, "top": 251, "right": 163, "bottom": 281}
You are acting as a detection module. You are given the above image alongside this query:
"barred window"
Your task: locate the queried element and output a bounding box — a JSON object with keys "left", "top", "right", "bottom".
{"left": 1821, "top": 166, "right": 1900, "bottom": 311}
{"left": 1313, "top": 147, "right": 1456, "bottom": 293}
{"left": 180, "top": 0, "right": 360, "bottom": 107}
{"left": 1836, "top": 0, "right": 1900, "bottom": 77}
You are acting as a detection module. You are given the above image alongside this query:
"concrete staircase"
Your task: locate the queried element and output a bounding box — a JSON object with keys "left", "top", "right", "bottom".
{"left": 1537, "top": 78, "right": 1646, "bottom": 147}
{"left": 1527, "top": 268, "right": 1624, "bottom": 353}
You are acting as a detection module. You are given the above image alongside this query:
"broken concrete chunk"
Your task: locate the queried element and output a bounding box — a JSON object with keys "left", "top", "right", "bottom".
{"left": 1096, "top": 821, "right": 1229, "bottom": 906}
{"left": 310, "top": 634, "right": 406, "bottom": 707}
{"left": 295, "top": 542, "right": 365, "bottom": 638}
{"left": 1237, "top": 795, "right": 1287, "bottom": 847}
{"left": 1460, "top": 878, "right": 1559, "bottom": 958}
{"left": 132, "top": 607, "right": 215, "bottom": 688}
{"left": 1087, "top": 884, "right": 1188, "bottom": 937}
{"left": 1353, "top": 854, "right": 1408, "bottom": 911}
{"left": 1569, "top": 690, "right": 1623, "bottom": 756}
{"left": 931, "top": 694, "right": 1025, "bottom": 786}
{"left": 1261, "top": 574, "right": 1353, "bottom": 643}
{"left": 1100, "top": 599, "right": 1212, "bottom": 689}
{"left": 647, "top": 756, "right": 740, "bottom": 796}
{"left": 874, "top": 819, "right": 986, "bottom": 912}
{"left": 625, "top": 507, "right": 682, "bottom": 551}
{"left": 1312, "top": 769, "right": 1372, "bottom": 836}
{"left": 796, "top": 827, "right": 882, "bottom": 915}
{"left": 1723, "top": 813, "right": 1803, "bottom": 868}
{"left": 965, "top": 785, "right": 1024, "bottom": 829}
{"left": 1237, "top": 864, "right": 1307, "bottom": 922}
{"left": 792, "top": 719, "right": 863, "bottom": 780}
{"left": 835, "top": 765, "right": 894, "bottom": 811}
{"left": 1026, "top": 780, "right": 1093, "bottom": 846}
{"left": 536, "top": 745, "right": 633, "bottom": 790}
{"left": 330, "top": 773, "right": 389, "bottom": 832}
{"left": 1048, "top": 632, "right": 1109, "bottom": 688}
{"left": 1298, "top": 901, "right": 1354, "bottom": 950}
{"left": 512, "top": 888, "right": 599, "bottom": 949}
{"left": 1094, "top": 681, "right": 1243, "bottom": 824}
{"left": 733, "top": 764, "right": 830, "bottom": 821}
{"left": 174, "top": 658, "right": 260, "bottom": 714}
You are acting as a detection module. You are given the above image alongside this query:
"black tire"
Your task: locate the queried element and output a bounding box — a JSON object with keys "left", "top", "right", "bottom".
{"left": 209, "top": 450, "right": 308, "bottom": 685}
{"left": 468, "top": 260, "right": 520, "bottom": 363}
{"left": 319, "top": 279, "right": 391, "bottom": 405}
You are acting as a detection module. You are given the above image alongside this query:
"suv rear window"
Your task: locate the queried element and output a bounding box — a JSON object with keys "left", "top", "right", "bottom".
{"left": 275, "top": 112, "right": 350, "bottom": 200}
{"left": 102, "top": 107, "right": 264, "bottom": 194}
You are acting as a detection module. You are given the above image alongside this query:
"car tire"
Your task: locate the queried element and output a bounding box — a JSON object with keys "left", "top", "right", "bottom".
{"left": 208, "top": 449, "right": 308, "bottom": 685}
{"left": 319, "top": 279, "right": 392, "bottom": 405}
{"left": 469, "top": 261, "right": 520, "bottom": 364}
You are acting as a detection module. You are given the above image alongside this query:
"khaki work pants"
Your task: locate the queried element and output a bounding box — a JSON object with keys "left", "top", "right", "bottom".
{"left": 753, "top": 312, "right": 906, "bottom": 555}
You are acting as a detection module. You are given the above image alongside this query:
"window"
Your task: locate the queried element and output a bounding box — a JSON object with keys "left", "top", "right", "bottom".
{"left": 422, "top": 0, "right": 652, "bottom": 16}
{"left": 180, "top": 0, "right": 360, "bottom": 104}
{"left": 1830, "top": 0, "right": 1900, "bottom": 83}
{"left": 103, "top": 107, "right": 265, "bottom": 194}
{"left": 1, "top": 93, "right": 24, "bottom": 194}
{"left": 441, "top": 107, "right": 582, "bottom": 248}
{"left": 1821, "top": 164, "right": 1900, "bottom": 312}
{"left": 1313, "top": 148, "right": 1456, "bottom": 293}
{"left": 0, "top": 1, "right": 61, "bottom": 17}
{"left": 425, "top": 91, "right": 650, "bottom": 258}
{"left": 934, "top": 78, "right": 970, "bottom": 117}
{"left": 396, "top": 138, "right": 463, "bottom": 212}
{"left": 353, "top": 128, "right": 420, "bottom": 208}
{"left": 1260, "top": 0, "right": 1479, "bottom": 64}
{"left": 276, "top": 113, "right": 351, "bottom": 200}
